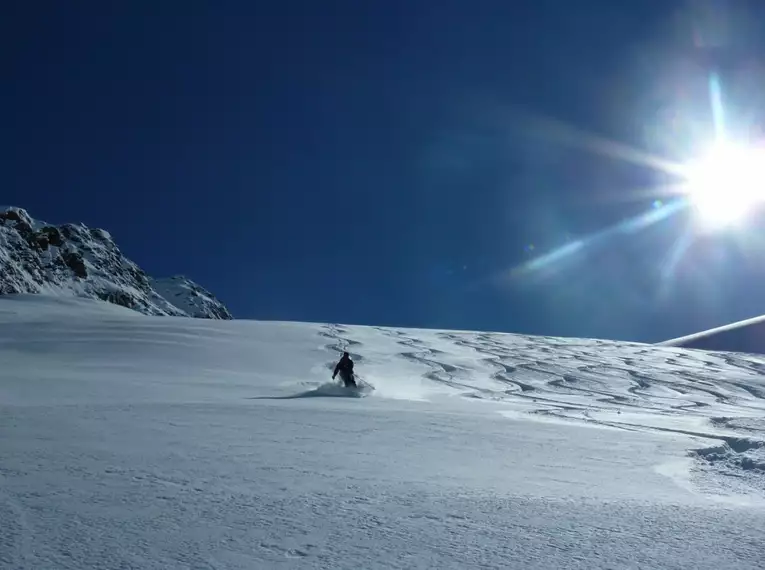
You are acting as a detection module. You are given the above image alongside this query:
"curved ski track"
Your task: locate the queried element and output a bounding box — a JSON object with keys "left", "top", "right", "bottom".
{"left": 319, "top": 325, "right": 765, "bottom": 485}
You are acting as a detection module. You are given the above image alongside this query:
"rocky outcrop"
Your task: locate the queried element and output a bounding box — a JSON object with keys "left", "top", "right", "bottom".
{"left": 0, "top": 206, "right": 232, "bottom": 319}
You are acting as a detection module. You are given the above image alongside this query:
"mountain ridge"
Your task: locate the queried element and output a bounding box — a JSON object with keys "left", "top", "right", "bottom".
{"left": 0, "top": 206, "right": 232, "bottom": 319}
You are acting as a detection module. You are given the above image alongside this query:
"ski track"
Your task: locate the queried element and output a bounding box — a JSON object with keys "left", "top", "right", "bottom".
{"left": 318, "top": 325, "right": 765, "bottom": 488}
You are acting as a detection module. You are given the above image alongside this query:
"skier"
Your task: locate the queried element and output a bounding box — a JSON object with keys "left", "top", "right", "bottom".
{"left": 332, "top": 351, "right": 357, "bottom": 388}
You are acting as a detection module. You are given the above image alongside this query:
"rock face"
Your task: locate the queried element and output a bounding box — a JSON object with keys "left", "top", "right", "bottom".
{"left": 0, "top": 207, "right": 232, "bottom": 319}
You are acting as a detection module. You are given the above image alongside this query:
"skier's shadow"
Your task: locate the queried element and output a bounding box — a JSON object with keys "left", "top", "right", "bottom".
{"left": 247, "top": 383, "right": 365, "bottom": 400}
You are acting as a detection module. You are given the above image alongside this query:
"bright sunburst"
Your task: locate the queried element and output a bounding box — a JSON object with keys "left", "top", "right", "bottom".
{"left": 681, "top": 140, "right": 765, "bottom": 228}
{"left": 504, "top": 59, "right": 765, "bottom": 284}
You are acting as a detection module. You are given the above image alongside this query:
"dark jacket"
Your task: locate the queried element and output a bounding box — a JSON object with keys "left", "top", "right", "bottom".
{"left": 333, "top": 355, "right": 354, "bottom": 378}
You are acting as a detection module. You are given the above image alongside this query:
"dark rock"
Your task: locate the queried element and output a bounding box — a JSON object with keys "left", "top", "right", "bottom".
{"left": 62, "top": 251, "right": 88, "bottom": 278}
{"left": 1, "top": 210, "right": 22, "bottom": 222}
{"left": 14, "top": 221, "right": 34, "bottom": 241}
{"left": 60, "top": 224, "right": 77, "bottom": 240}
{"left": 89, "top": 228, "right": 110, "bottom": 241}
{"left": 97, "top": 290, "right": 135, "bottom": 309}
{"left": 1, "top": 208, "right": 34, "bottom": 227}
{"left": 41, "top": 226, "right": 64, "bottom": 247}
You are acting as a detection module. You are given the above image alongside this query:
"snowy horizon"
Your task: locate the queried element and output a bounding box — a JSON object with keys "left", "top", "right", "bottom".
{"left": 1, "top": 294, "right": 764, "bottom": 568}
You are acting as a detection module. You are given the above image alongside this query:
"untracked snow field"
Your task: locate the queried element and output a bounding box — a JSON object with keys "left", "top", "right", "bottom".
{"left": 1, "top": 296, "right": 765, "bottom": 569}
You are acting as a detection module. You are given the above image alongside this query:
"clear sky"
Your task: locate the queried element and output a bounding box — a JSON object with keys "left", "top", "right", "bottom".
{"left": 5, "top": 1, "right": 765, "bottom": 341}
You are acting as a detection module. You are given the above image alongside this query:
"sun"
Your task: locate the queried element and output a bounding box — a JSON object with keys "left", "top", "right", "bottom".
{"left": 682, "top": 140, "right": 765, "bottom": 228}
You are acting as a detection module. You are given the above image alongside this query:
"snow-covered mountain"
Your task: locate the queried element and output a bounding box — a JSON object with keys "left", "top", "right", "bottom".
{"left": 152, "top": 275, "right": 233, "bottom": 320}
{"left": 0, "top": 206, "right": 232, "bottom": 319}
{"left": 2, "top": 294, "right": 764, "bottom": 569}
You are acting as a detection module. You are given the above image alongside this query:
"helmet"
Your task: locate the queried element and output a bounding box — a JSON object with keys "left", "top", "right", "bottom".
{"left": 343, "top": 352, "right": 350, "bottom": 358}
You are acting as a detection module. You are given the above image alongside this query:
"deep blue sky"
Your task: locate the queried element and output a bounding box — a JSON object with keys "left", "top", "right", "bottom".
{"left": 6, "top": 1, "right": 765, "bottom": 341}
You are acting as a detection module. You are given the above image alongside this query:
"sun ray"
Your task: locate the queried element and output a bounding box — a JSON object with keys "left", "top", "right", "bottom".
{"left": 510, "top": 111, "right": 687, "bottom": 177}
{"left": 709, "top": 72, "right": 726, "bottom": 140}
{"left": 496, "top": 65, "right": 763, "bottom": 293}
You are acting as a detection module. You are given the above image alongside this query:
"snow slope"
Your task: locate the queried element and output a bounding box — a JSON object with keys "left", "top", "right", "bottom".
{"left": 1, "top": 296, "right": 765, "bottom": 569}
{"left": 0, "top": 207, "right": 232, "bottom": 319}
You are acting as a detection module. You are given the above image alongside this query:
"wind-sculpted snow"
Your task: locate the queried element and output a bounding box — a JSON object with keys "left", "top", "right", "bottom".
{"left": 2, "top": 296, "right": 765, "bottom": 569}
{"left": 357, "top": 326, "right": 765, "bottom": 492}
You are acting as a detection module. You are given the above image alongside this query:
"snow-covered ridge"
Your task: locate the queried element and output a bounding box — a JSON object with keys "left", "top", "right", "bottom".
{"left": 0, "top": 206, "right": 232, "bottom": 318}
{"left": 152, "top": 275, "right": 233, "bottom": 320}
